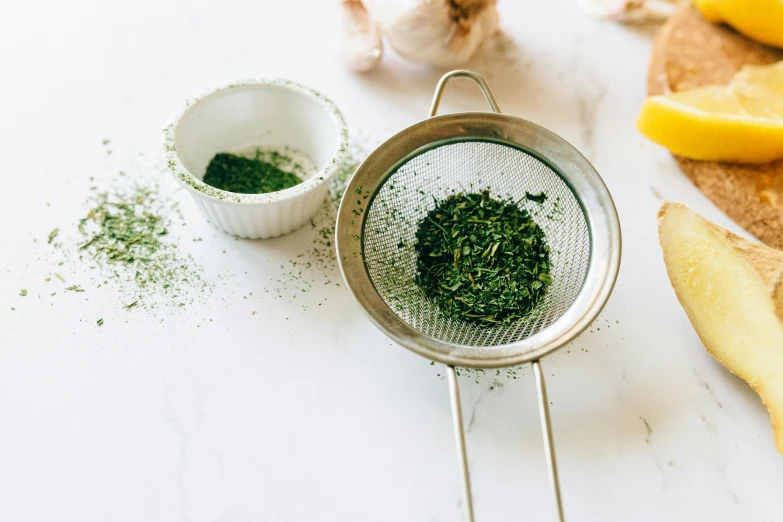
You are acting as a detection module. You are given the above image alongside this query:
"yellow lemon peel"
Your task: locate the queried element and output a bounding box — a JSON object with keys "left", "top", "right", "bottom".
{"left": 638, "top": 61, "right": 783, "bottom": 163}
{"left": 694, "top": 0, "right": 783, "bottom": 49}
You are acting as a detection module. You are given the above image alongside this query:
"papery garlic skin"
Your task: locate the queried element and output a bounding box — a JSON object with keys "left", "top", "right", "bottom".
{"left": 340, "top": 0, "right": 384, "bottom": 72}
{"left": 579, "top": 0, "right": 681, "bottom": 23}
{"left": 364, "top": 0, "right": 498, "bottom": 68}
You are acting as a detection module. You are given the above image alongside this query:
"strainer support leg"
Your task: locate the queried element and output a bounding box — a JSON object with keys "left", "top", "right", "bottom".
{"left": 533, "top": 360, "right": 565, "bottom": 521}
{"left": 447, "top": 365, "right": 475, "bottom": 522}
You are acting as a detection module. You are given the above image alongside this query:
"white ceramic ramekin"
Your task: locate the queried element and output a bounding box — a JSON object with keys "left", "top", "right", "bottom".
{"left": 163, "top": 80, "right": 348, "bottom": 239}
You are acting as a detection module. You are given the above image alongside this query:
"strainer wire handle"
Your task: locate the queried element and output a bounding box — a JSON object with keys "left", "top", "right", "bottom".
{"left": 534, "top": 360, "right": 565, "bottom": 521}
{"left": 429, "top": 70, "right": 564, "bottom": 522}
{"left": 447, "top": 366, "right": 475, "bottom": 522}
{"left": 447, "top": 360, "right": 565, "bottom": 522}
{"left": 428, "top": 70, "right": 501, "bottom": 118}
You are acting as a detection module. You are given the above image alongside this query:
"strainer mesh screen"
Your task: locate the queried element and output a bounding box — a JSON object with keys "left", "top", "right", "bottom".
{"left": 361, "top": 141, "right": 591, "bottom": 349}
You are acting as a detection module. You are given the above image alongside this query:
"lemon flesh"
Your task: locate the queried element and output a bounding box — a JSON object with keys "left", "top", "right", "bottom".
{"left": 695, "top": 0, "right": 783, "bottom": 49}
{"left": 637, "top": 61, "right": 783, "bottom": 163}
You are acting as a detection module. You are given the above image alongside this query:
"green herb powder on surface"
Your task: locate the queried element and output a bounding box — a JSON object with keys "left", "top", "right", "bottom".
{"left": 415, "top": 191, "right": 551, "bottom": 325}
{"left": 202, "top": 151, "right": 302, "bottom": 194}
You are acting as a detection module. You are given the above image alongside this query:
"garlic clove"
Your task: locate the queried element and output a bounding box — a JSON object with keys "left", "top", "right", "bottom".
{"left": 365, "top": 0, "right": 498, "bottom": 68}
{"left": 579, "top": 0, "right": 682, "bottom": 23}
{"left": 340, "top": 0, "right": 384, "bottom": 73}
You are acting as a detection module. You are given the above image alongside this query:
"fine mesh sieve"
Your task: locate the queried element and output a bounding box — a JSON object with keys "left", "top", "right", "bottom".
{"left": 336, "top": 71, "right": 621, "bottom": 522}
{"left": 364, "top": 140, "right": 591, "bottom": 348}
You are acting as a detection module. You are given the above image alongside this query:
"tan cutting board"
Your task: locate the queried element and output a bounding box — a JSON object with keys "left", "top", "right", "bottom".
{"left": 647, "top": 5, "right": 783, "bottom": 249}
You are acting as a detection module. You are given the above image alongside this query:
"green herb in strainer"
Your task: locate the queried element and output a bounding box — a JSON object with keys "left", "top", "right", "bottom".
{"left": 415, "top": 190, "right": 551, "bottom": 325}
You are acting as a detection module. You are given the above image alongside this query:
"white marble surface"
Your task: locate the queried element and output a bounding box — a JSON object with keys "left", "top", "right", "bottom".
{"left": 1, "top": 1, "right": 782, "bottom": 521}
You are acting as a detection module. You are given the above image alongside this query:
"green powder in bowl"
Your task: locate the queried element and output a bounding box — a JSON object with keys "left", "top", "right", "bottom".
{"left": 202, "top": 147, "right": 313, "bottom": 195}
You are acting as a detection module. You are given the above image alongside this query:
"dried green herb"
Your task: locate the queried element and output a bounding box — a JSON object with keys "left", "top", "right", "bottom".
{"left": 97, "top": 318, "right": 104, "bottom": 326}
{"left": 124, "top": 300, "right": 138, "bottom": 309}
{"left": 415, "top": 191, "right": 551, "bottom": 325}
{"left": 202, "top": 151, "right": 302, "bottom": 194}
{"left": 525, "top": 192, "right": 547, "bottom": 204}
{"left": 76, "top": 183, "right": 203, "bottom": 302}
{"left": 79, "top": 185, "right": 167, "bottom": 261}
{"left": 19, "top": 289, "right": 27, "bottom": 297}
{"left": 54, "top": 273, "right": 65, "bottom": 282}
{"left": 48, "top": 228, "right": 60, "bottom": 244}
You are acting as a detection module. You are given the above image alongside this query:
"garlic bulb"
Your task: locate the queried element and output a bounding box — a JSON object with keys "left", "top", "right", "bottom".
{"left": 363, "top": 0, "right": 498, "bottom": 68}
{"left": 579, "top": 0, "right": 682, "bottom": 23}
{"left": 340, "top": 0, "right": 384, "bottom": 73}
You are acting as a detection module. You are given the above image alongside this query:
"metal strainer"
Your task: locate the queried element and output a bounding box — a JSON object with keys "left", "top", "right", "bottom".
{"left": 336, "top": 71, "right": 621, "bottom": 521}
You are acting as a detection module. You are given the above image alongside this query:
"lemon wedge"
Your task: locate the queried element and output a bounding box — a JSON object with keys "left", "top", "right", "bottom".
{"left": 695, "top": 0, "right": 783, "bottom": 49}
{"left": 637, "top": 61, "right": 783, "bottom": 163}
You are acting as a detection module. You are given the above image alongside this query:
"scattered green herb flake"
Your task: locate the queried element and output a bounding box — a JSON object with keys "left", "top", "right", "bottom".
{"left": 48, "top": 228, "right": 60, "bottom": 244}
{"left": 75, "top": 181, "right": 205, "bottom": 303}
{"left": 65, "top": 285, "right": 85, "bottom": 292}
{"left": 54, "top": 273, "right": 65, "bottom": 282}
{"left": 19, "top": 289, "right": 27, "bottom": 297}
{"left": 415, "top": 191, "right": 551, "bottom": 325}
{"left": 97, "top": 318, "right": 104, "bottom": 326}
{"left": 525, "top": 192, "right": 548, "bottom": 204}
{"left": 124, "top": 300, "right": 138, "bottom": 309}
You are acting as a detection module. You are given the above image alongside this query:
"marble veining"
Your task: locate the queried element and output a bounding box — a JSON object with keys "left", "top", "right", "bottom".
{"left": 1, "top": 1, "right": 782, "bottom": 521}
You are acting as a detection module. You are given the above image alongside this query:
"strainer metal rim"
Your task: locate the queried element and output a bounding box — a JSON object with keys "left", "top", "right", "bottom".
{"left": 336, "top": 111, "right": 621, "bottom": 369}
